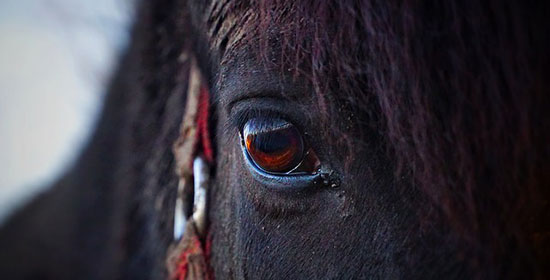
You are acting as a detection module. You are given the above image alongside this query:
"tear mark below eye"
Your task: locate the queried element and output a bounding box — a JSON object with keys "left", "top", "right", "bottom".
{"left": 313, "top": 169, "right": 341, "bottom": 189}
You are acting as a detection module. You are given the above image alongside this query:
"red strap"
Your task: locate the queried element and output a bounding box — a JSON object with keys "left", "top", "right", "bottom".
{"left": 171, "top": 223, "right": 213, "bottom": 280}
{"left": 197, "top": 86, "right": 214, "bottom": 164}
{"left": 171, "top": 74, "right": 214, "bottom": 280}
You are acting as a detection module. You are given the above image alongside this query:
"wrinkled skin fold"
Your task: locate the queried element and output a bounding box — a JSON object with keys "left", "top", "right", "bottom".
{"left": 0, "top": 0, "right": 549, "bottom": 279}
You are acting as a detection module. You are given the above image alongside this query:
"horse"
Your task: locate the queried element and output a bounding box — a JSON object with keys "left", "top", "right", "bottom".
{"left": 1, "top": 0, "right": 548, "bottom": 279}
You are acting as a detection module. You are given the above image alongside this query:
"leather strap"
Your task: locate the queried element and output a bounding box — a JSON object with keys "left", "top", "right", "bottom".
{"left": 166, "top": 57, "right": 213, "bottom": 280}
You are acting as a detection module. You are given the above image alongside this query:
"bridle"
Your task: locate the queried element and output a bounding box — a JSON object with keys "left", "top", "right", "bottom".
{"left": 165, "top": 57, "right": 214, "bottom": 280}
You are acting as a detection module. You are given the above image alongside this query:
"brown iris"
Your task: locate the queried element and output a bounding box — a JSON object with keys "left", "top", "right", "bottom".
{"left": 243, "top": 118, "right": 305, "bottom": 173}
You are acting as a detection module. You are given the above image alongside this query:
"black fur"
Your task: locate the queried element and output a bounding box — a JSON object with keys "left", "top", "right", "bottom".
{"left": 1, "top": 0, "right": 548, "bottom": 279}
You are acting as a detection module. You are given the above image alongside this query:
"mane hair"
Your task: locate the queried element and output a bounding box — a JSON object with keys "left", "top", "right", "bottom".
{"left": 205, "top": 0, "right": 550, "bottom": 277}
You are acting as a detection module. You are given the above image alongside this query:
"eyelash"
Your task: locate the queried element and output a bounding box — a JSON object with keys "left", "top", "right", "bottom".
{"left": 226, "top": 108, "right": 296, "bottom": 139}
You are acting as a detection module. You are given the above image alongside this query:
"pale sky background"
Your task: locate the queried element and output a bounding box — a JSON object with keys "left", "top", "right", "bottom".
{"left": 0, "top": 0, "right": 133, "bottom": 223}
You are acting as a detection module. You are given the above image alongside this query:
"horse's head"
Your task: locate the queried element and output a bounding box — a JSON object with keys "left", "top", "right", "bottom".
{"left": 171, "top": 1, "right": 549, "bottom": 279}
{"left": 0, "top": 1, "right": 548, "bottom": 279}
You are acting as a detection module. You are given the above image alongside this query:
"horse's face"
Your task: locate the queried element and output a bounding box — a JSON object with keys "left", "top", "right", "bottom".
{"left": 198, "top": 4, "right": 454, "bottom": 278}
{"left": 174, "top": 0, "right": 550, "bottom": 278}
{"left": 0, "top": 1, "right": 545, "bottom": 279}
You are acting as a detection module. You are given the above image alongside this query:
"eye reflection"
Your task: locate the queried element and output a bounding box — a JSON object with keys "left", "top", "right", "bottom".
{"left": 242, "top": 118, "right": 320, "bottom": 174}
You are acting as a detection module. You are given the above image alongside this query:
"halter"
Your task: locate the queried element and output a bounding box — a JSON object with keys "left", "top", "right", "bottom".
{"left": 166, "top": 58, "right": 214, "bottom": 280}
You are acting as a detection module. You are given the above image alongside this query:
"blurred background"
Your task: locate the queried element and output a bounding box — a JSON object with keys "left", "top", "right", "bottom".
{"left": 0, "top": 0, "right": 133, "bottom": 223}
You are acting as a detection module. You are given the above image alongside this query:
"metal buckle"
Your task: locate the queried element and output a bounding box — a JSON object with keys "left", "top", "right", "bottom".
{"left": 173, "top": 156, "right": 210, "bottom": 241}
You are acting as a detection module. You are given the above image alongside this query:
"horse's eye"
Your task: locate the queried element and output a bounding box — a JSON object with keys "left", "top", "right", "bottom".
{"left": 242, "top": 118, "right": 317, "bottom": 174}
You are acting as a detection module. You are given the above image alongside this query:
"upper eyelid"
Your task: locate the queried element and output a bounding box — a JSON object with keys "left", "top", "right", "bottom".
{"left": 221, "top": 107, "right": 281, "bottom": 141}
{"left": 226, "top": 92, "right": 287, "bottom": 115}
{"left": 224, "top": 97, "right": 298, "bottom": 134}
{"left": 218, "top": 67, "right": 306, "bottom": 113}
{"left": 230, "top": 108, "right": 288, "bottom": 131}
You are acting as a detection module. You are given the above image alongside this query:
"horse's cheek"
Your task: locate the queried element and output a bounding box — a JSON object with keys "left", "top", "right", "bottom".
{"left": 208, "top": 135, "right": 412, "bottom": 278}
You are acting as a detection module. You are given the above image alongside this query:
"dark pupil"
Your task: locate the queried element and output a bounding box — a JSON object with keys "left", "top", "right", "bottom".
{"left": 253, "top": 129, "right": 294, "bottom": 154}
